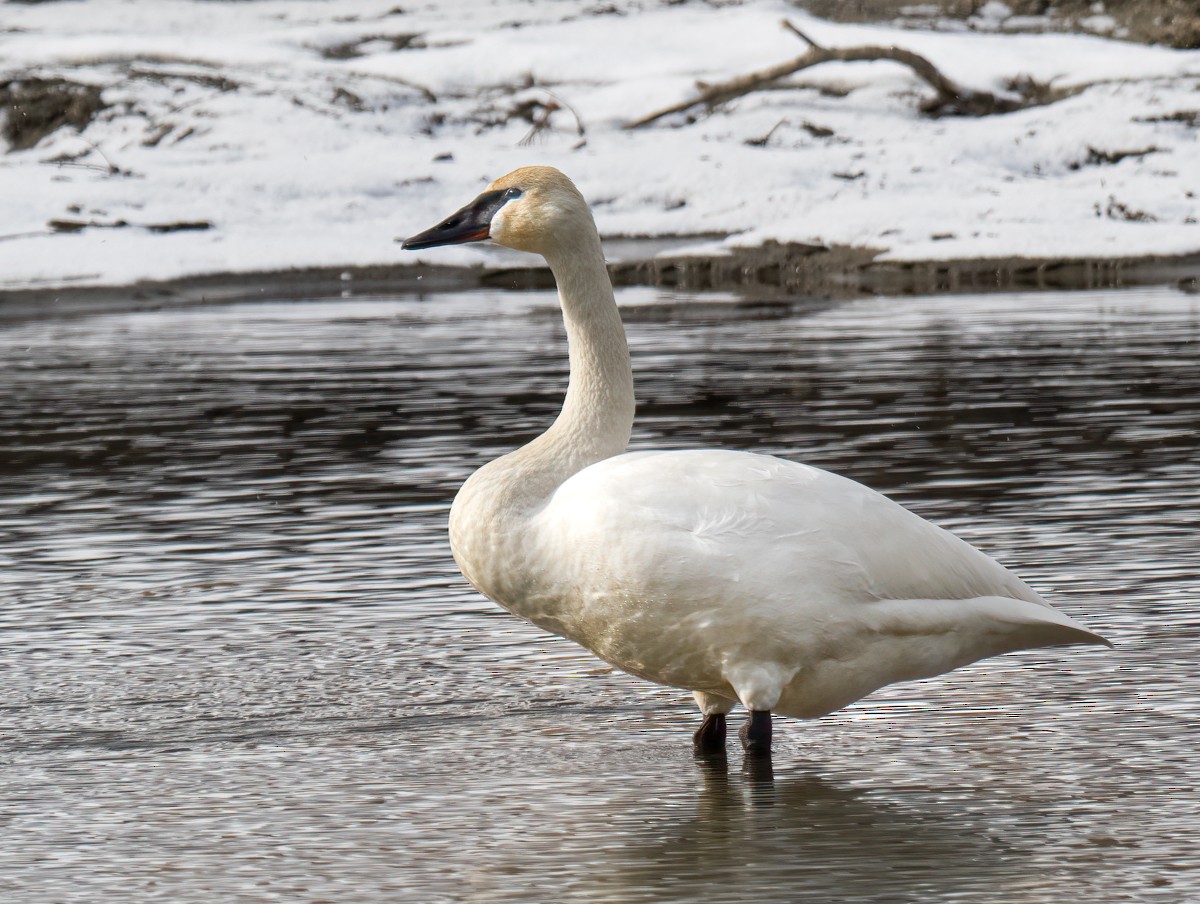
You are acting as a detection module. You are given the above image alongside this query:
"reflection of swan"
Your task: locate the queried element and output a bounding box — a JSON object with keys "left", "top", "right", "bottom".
{"left": 604, "top": 757, "right": 1024, "bottom": 900}
{"left": 401, "top": 166, "right": 1110, "bottom": 756}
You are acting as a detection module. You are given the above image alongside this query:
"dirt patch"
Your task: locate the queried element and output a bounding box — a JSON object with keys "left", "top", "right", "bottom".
{"left": 126, "top": 66, "right": 240, "bottom": 93}
{"left": 795, "top": 0, "right": 1200, "bottom": 48}
{"left": 320, "top": 33, "right": 423, "bottom": 60}
{"left": 1068, "top": 146, "right": 1159, "bottom": 169}
{"left": 1136, "top": 110, "right": 1199, "bottom": 127}
{"left": 0, "top": 77, "right": 108, "bottom": 151}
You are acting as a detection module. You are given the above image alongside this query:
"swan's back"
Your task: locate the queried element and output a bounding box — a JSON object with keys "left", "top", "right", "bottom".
{"left": 538, "top": 448, "right": 1039, "bottom": 608}
{"left": 524, "top": 449, "right": 1105, "bottom": 718}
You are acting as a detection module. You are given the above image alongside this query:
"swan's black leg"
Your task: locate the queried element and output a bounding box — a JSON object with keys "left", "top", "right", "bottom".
{"left": 693, "top": 713, "right": 727, "bottom": 753}
{"left": 739, "top": 710, "right": 772, "bottom": 757}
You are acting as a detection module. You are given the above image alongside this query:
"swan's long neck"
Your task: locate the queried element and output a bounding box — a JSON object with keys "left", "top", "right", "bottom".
{"left": 457, "top": 221, "right": 634, "bottom": 520}
{"left": 536, "top": 230, "right": 635, "bottom": 475}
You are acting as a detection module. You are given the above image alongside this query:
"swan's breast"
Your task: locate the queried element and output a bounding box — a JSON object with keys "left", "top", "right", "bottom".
{"left": 448, "top": 455, "right": 589, "bottom": 641}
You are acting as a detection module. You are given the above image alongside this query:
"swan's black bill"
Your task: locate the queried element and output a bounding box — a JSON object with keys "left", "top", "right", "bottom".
{"left": 399, "top": 188, "right": 511, "bottom": 250}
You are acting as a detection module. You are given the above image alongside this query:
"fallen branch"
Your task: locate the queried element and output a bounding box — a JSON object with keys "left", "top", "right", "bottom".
{"left": 47, "top": 217, "right": 212, "bottom": 233}
{"left": 626, "top": 19, "right": 1028, "bottom": 129}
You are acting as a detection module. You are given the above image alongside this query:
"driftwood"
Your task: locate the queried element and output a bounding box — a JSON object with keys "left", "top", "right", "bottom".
{"left": 46, "top": 217, "right": 212, "bottom": 234}
{"left": 627, "top": 19, "right": 1038, "bottom": 129}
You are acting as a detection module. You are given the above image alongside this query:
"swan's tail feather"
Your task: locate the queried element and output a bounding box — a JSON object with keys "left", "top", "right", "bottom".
{"left": 859, "top": 595, "right": 1112, "bottom": 683}
{"left": 969, "top": 595, "right": 1113, "bottom": 650}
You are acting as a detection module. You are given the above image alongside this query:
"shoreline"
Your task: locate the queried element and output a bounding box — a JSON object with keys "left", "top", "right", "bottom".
{"left": 3, "top": 4, "right": 1199, "bottom": 299}
{"left": 1, "top": 245, "right": 1197, "bottom": 323}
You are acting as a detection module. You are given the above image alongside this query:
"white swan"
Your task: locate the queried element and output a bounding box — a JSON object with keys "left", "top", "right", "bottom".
{"left": 401, "top": 166, "right": 1110, "bottom": 756}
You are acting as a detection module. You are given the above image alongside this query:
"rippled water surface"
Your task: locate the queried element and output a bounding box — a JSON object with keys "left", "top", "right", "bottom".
{"left": 2, "top": 286, "right": 1198, "bottom": 902}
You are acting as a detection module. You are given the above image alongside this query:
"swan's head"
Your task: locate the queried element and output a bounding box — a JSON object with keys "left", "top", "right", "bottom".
{"left": 400, "top": 166, "right": 591, "bottom": 256}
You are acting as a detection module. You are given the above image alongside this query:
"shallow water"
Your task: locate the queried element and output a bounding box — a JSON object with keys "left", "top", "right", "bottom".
{"left": 1, "top": 286, "right": 1198, "bottom": 902}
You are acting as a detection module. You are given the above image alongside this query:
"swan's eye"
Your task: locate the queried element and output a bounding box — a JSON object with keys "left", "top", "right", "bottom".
{"left": 504, "top": 187, "right": 524, "bottom": 201}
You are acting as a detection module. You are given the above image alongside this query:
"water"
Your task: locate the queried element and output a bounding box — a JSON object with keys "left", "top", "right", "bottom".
{"left": 1, "top": 286, "right": 1197, "bottom": 902}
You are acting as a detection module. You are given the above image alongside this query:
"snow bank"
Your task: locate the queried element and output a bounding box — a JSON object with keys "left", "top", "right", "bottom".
{"left": 1, "top": 0, "right": 1197, "bottom": 289}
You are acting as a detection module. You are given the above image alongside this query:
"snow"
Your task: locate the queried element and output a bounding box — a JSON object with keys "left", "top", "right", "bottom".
{"left": 0, "top": 0, "right": 1197, "bottom": 290}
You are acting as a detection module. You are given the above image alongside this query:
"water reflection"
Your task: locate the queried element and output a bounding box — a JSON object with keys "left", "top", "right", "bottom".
{"left": 1, "top": 286, "right": 1198, "bottom": 900}
{"left": 617, "top": 756, "right": 1022, "bottom": 902}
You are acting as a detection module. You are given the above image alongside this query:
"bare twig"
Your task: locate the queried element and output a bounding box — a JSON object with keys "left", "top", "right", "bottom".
{"left": 0, "top": 229, "right": 53, "bottom": 243}
{"left": 46, "top": 138, "right": 131, "bottom": 175}
{"left": 78, "top": 138, "right": 124, "bottom": 175}
{"left": 744, "top": 117, "right": 789, "bottom": 147}
{"left": 543, "top": 88, "right": 586, "bottom": 140}
{"left": 519, "top": 100, "right": 560, "bottom": 146}
{"left": 626, "top": 18, "right": 1026, "bottom": 129}
{"left": 369, "top": 74, "right": 437, "bottom": 104}
{"left": 517, "top": 88, "right": 587, "bottom": 147}
{"left": 781, "top": 20, "right": 821, "bottom": 49}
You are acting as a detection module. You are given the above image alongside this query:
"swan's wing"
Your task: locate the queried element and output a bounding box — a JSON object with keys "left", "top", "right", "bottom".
{"left": 532, "top": 449, "right": 1106, "bottom": 712}
{"left": 539, "top": 448, "right": 1044, "bottom": 609}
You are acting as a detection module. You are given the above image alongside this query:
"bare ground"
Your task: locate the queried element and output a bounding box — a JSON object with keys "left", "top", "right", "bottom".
{"left": 795, "top": 0, "right": 1200, "bottom": 48}
{"left": 2, "top": 244, "right": 1197, "bottom": 323}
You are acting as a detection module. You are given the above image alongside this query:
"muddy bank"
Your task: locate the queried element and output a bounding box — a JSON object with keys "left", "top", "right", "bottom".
{"left": 2, "top": 245, "right": 1199, "bottom": 319}
{"left": 1, "top": 244, "right": 1197, "bottom": 322}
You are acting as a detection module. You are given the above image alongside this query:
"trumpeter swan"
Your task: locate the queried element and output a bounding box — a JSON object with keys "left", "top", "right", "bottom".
{"left": 401, "top": 166, "right": 1110, "bottom": 757}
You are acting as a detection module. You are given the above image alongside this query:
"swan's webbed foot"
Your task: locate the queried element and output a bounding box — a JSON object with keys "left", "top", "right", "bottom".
{"left": 739, "top": 710, "right": 772, "bottom": 757}
{"left": 692, "top": 712, "right": 727, "bottom": 754}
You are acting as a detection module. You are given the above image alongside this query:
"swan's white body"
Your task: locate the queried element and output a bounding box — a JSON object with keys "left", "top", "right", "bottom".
{"left": 457, "top": 447, "right": 1102, "bottom": 718}
{"left": 413, "top": 166, "right": 1108, "bottom": 728}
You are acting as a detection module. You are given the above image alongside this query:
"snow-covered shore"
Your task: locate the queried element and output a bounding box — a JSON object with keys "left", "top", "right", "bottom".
{"left": 1, "top": 0, "right": 1198, "bottom": 291}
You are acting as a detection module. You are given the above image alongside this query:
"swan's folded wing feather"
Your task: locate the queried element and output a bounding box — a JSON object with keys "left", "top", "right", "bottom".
{"left": 541, "top": 448, "right": 1051, "bottom": 610}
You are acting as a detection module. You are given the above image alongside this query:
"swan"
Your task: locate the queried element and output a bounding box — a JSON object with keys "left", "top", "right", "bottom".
{"left": 401, "top": 166, "right": 1110, "bottom": 756}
